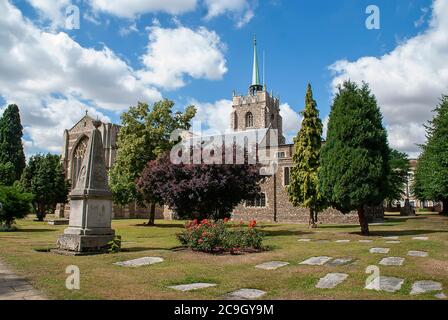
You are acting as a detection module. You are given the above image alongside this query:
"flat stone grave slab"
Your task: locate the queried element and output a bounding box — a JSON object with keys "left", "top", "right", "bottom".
{"left": 255, "top": 261, "right": 289, "bottom": 270}
{"left": 410, "top": 281, "right": 443, "bottom": 295}
{"left": 383, "top": 236, "right": 399, "bottom": 240}
{"left": 114, "top": 257, "right": 164, "bottom": 267}
{"left": 365, "top": 276, "right": 404, "bottom": 292}
{"left": 316, "top": 273, "right": 349, "bottom": 289}
{"left": 359, "top": 240, "right": 373, "bottom": 243}
{"left": 386, "top": 241, "right": 401, "bottom": 244}
{"left": 168, "top": 283, "right": 217, "bottom": 292}
{"left": 435, "top": 293, "right": 447, "bottom": 299}
{"left": 413, "top": 236, "right": 429, "bottom": 241}
{"left": 379, "top": 257, "right": 405, "bottom": 266}
{"left": 228, "top": 289, "right": 267, "bottom": 300}
{"left": 408, "top": 251, "right": 428, "bottom": 258}
{"left": 370, "top": 248, "right": 390, "bottom": 254}
{"left": 335, "top": 240, "right": 351, "bottom": 243}
{"left": 326, "top": 258, "right": 355, "bottom": 266}
{"left": 299, "top": 256, "right": 332, "bottom": 266}
{"left": 297, "top": 239, "right": 312, "bottom": 242}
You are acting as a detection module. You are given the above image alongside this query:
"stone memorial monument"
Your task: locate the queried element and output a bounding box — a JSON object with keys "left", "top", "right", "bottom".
{"left": 55, "top": 120, "right": 115, "bottom": 255}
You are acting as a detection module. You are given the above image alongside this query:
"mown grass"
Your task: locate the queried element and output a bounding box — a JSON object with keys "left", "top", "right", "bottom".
{"left": 0, "top": 213, "right": 447, "bottom": 300}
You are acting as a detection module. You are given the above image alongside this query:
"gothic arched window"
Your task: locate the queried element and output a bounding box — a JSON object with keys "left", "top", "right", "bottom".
{"left": 71, "top": 136, "right": 89, "bottom": 188}
{"left": 245, "top": 112, "right": 254, "bottom": 128}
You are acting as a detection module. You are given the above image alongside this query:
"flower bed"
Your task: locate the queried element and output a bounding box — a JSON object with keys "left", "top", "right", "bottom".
{"left": 177, "top": 219, "right": 265, "bottom": 254}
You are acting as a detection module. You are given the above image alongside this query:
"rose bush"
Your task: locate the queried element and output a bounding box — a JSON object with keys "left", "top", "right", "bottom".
{"left": 177, "top": 219, "right": 264, "bottom": 254}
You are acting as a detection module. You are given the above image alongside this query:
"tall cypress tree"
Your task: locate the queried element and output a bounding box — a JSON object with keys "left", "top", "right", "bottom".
{"left": 319, "top": 81, "right": 389, "bottom": 235}
{"left": 0, "top": 104, "right": 26, "bottom": 181}
{"left": 414, "top": 95, "right": 448, "bottom": 213}
{"left": 287, "top": 84, "right": 326, "bottom": 228}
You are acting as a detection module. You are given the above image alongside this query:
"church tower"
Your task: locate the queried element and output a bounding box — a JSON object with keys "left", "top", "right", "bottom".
{"left": 231, "top": 37, "right": 286, "bottom": 145}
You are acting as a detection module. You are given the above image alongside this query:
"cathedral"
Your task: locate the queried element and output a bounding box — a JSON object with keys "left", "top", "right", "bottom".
{"left": 57, "top": 39, "right": 384, "bottom": 224}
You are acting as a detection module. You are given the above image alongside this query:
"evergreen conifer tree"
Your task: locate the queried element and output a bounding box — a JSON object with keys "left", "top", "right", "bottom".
{"left": 287, "top": 84, "right": 326, "bottom": 227}
{"left": 319, "top": 81, "right": 390, "bottom": 235}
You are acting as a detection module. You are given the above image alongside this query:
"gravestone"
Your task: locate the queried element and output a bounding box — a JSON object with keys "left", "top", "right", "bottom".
{"left": 370, "top": 248, "right": 390, "bottom": 254}
{"left": 407, "top": 251, "right": 428, "bottom": 258}
{"left": 255, "top": 261, "right": 289, "bottom": 270}
{"left": 114, "top": 257, "right": 164, "bottom": 267}
{"left": 326, "top": 257, "right": 355, "bottom": 266}
{"left": 168, "top": 283, "right": 217, "bottom": 292}
{"left": 55, "top": 120, "right": 115, "bottom": 254}
{"left": 228, "top": 289, "right": 267, "bottom": 300}
{"left": 299, "top": 256, "right": 332, "bottom": 266}
{"left": 365, "top": 276, "right": 404, "bottom": 292}
{"left": 379, "top": 257, "right": 405, "bottom": 266}
{"left": 410, "top": 281, "right": 442, "bottom": 295}
{"left": 316, "top": 273, "right": 348, "bottom": 289}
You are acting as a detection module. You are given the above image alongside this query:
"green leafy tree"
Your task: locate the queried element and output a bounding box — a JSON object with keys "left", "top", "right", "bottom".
{"left": 109, "top": 99, "right": 196, "bottom": 225}
{"left": 319, "top": 81, "right": 390, "bottom": 235}
{"left": 414, "top": 95, "right": 448, "bottom": 213}
{"left": 0, "top": 104, "right": 26, "bottom": 181}
{"left": 0, "top": 162, "right": 16, "bottom": 186}
{"left": 0, "top": 185, "right": 33, "bottom": 230}
{"left": 20, "top": 154, "right": 70, "bottom": 221}
{"left": 385, "top": 149, "right": 410, "bottom": 208}
{"left": 287, "top": 84, "right": 327, "bottom": 228}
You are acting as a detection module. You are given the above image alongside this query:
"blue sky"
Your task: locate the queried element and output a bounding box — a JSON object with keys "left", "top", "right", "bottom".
{"left": 1, "top": 0, "right": 446, "bottom": 158}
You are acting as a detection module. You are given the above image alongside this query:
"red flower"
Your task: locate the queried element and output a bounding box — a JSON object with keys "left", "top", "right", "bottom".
{"left": 248, "top": 220, "right": 257, "bottom": 229}
{"left": 201, "top": 219, "right": 209, "bottom": 225}
{"left": 224, "top": 218, "right": 230, "bottom": 223}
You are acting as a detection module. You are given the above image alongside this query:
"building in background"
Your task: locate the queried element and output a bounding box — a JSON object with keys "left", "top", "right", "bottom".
{"left": 56, "top": 113, "right": 165, "bottom": 219}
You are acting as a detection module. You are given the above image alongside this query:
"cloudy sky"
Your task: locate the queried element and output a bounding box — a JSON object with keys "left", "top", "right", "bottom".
{"left": 0, "top": 0, "right": 446, "bottom": 158}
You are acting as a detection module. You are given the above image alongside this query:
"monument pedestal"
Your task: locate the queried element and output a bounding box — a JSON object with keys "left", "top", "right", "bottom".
{"left": 56, "top": 234, "right": 115, "bottom": 254}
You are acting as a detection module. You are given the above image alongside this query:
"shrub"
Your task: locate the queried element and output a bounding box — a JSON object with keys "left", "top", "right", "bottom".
{"left": 0, "top": 185, "right": 33, "bottom": 230}
{"left": 177, "top": 219, "right": 264, "bottom": 254}
{"left": 108, "top": 235, "right": 122, "bottom": 254}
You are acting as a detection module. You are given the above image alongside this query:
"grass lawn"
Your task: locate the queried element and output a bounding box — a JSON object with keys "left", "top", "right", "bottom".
{"left": 0, "top": 213, "right": 447, "bottom": 300}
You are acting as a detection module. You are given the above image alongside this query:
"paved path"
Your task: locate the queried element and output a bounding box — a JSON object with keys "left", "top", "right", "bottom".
{"left": 0, "top": 258, "right": 46, "bottom": 300}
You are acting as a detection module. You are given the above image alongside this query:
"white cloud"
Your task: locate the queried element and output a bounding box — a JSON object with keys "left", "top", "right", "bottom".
{"left": 138, "top": 25, "right": 228, "bottom": 90}
{"left": 280, "top": 103, "right": 302, "bottom": 143}
{"left": 89, "top": 0, "right": 197, "bottom": 19}
{"left": 22, "top": 96, "right": 110, "bottom": 155}
{"left": 329, "top": 0, "right": 448, "bottom": 157}
{"left": 0, "top": 0, "right": 162, "bottom": 154}
{"left": 204, "top": 0, "right": 255, "bottom": 28}
{"left": 26, "top": 0, "right": 71, "bottom": 29}
{"left": 119, "top": 22, "right": 139, "bottom": 36}
{"left": 190, "top": 99, "right": 233, "bottom": 135}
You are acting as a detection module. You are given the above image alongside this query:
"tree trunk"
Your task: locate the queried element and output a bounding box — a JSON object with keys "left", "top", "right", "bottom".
{"left": 357, "top": 206, "right": 370, "bottom": 236}
{"left": 309, "top": 209, "right": 317, "bottom": 229}
{"left": 442, "top": 199, "right": 448, "bottom": 214}
{"left": 146, "top": 203, "right": 156, "bottom": 226}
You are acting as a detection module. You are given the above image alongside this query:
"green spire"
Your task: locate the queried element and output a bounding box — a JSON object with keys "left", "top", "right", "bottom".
{"left": 252, "top": 36, "right": 261, "bottom": 86}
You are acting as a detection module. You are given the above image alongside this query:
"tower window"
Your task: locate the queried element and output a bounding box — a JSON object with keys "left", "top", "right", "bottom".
{"left": 245, "top": 112, "right": 254, "bottom": 128}
{"left": 234, "top": 112, "right": 238, "bottom": 130}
